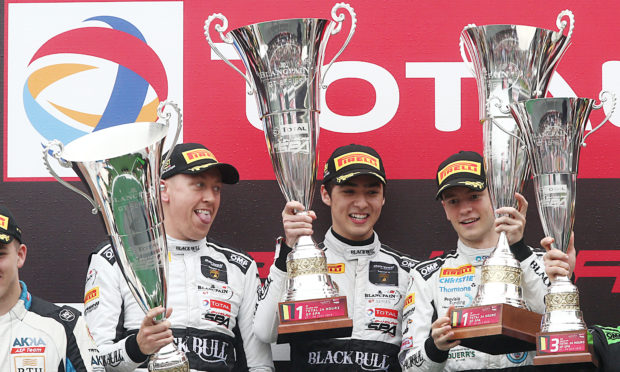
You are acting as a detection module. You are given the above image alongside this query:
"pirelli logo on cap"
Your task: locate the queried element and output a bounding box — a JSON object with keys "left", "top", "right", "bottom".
{"left": 182, "top": 149, "right": 216, "bottom": 164}
{"left": 334, "top": 152, "right": 380, "bottom": 171}
{"left": 84, "top": 287, "right": 99, "bottom": 304}
{"left": 328, "top": 263, "right": 345, "bottom": 274}
{"left": 440, "top": 264, "right": 474, "bottom": 277}
{"left": 437, "top": 160, "right": 481, "bottom": 184}
{"left": 0, "top": 214, "right": 8, "bottom": 230}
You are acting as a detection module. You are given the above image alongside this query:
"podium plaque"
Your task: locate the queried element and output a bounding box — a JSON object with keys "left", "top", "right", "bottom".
{"left": 277, "top": 296, "right": 353, "bottom": 344}
{"left": 450, "top": 304, "right": 541, "bottom": 354}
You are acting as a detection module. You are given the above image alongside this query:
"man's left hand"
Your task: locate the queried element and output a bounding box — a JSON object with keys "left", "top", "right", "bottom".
{"left": 495, "top": 192, "right": 528, "bottom": 245}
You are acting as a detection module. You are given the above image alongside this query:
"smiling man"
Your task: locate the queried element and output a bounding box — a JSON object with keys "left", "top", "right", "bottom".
{"left": 84, "top": 143, "right": 274, "bottom": 371}
{"left": 255, "top": 144, "right": 417, "bottom": 371}
{"left": 399, "top": 151, "right": 551, "bottom": 371}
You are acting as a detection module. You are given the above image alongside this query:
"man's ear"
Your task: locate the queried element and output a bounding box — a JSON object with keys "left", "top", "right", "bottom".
{"left": 441, "top": 200, "right": 450, "bottom": 221}
{"left": 16, "top": 243, "right": 27, "bottom": 269}
{"left": 160, "top": 180, "right": 169, "bottom": 202}
{"left": 320, "top": 185, "right": 331, "bottom": 207}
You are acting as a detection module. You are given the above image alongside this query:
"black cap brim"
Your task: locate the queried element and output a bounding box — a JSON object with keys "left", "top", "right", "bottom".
{"left": 180, "top": 162, "right": 240, "bottom": 184}
{"left": 436, "top": 177, "right": 486, "bottom": 199}
{"left": 328, "top": 170, "right": 386, "bottom": 185}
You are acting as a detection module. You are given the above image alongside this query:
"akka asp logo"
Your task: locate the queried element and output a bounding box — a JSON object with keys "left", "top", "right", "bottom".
{"left": 334, "top": 152, "right": 380, "bottom": 171}
{"left": 24, "top": 15, "right": 168, "bottom": 146}
{"left": 440, "top": 264, "right": 474, "bottom": 277}
{"left": 182, "top": 149, "right": 216, "bottom": 164}
{"left": 437, "top": 160, "right": 480, "bottom": 184}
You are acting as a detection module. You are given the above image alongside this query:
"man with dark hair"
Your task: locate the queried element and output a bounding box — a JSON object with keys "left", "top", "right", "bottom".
{"left": 0, "top": 205, "right": 103, "bottom": 372}
{"left": 399, "top": 150, "right": 551, "bottom": 371}
{"left": 255, "top": 144, "right": 417, "bottom": 371}
{"left": 85, "top": 143, "right": 274, "bottom": 371}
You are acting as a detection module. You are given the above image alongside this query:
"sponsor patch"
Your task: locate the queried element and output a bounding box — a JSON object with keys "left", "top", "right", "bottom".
{"left": 365, "top": 289, "right": 402, "bottom": 305}
{"left": 437, "top": 160, "right": 481, "bottom": 184}
{"left": 506, "top": 351, "right": 528, "bottom": 363}
{"left": 204, "top": 312, "right": 231, "bottom": 328}
{"left": 84, "top": 287, "right": 99, "bottom": 304}
{"left": 59, "top": 308, "right": 75, "bottom": 322}
{"left": 400, "top": 337, "right": 413, "bottom": 351}
{"left": 11, "top": 356, "right": 44, "bottom": 370}
{"left": 328, "top": 263, "right": 345, "bottom": 274}
{"left": 334, "top": 152, "right": 380, "bottom": 171}
{"left": 404, "top": 293, "right": 415, "bottom": 309}
{"left": 416, "top": 259, "right": 442, "bottom": 280}
{"left": 369, "top": 261, "right": 398, "bottom": 286}
{"left": 13, "top": 337, "right": 46, "bottom": 347}
{"left": 182, "top": 148, "right": 216, "bottom": 164}
{"left": 11, "top": 347, "right": 45, "bottom": 354}
{"left": 85, "top": 268, "right": 97, "bottom": 285}
{"left": 84, "top": 301, "right": 100, "bottom": 315}
{"left": 198, "top": 283, "right": 234, "bottom": 300}
{"left": 100, "top": 246, "right": 116, "bottom": 265}
{"left": 373, "top": 308, "right": 398, "bottom": 319}
{"left": 440, "top": 264, "right": 474, "bottom": 277}
{"left": 201, "top": 256, "right": 228, "bottom": 283}
{"left": 216, "top": 248, "right": 252, "bottom": 274}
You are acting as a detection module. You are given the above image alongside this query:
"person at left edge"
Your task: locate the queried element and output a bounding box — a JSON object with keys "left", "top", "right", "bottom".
{"left": 0, "top": 204, "right": 103, "bottom": 372}
{"left": 84, "top": 143, "right": 274, "bottom": 371}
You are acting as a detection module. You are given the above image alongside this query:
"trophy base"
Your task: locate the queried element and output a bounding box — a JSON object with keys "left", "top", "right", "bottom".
{"left": 449, "top": 304, "right": 542, "bottom": 354}
{"left": 534, "top": 330, "right": 598, "bottom": 370}
{"left": 277, "top": 296, "right": 353, "bottom": 344}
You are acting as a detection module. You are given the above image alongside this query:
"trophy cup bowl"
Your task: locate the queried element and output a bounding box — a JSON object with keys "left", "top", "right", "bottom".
{"left": 449, "top": 10, "right": 575, "bottom": 354}
{"left": 511, "top": 92, "right": 615, "bottom": 365}
{"left": 205, "top": 3, "right": 356, "bottom": 343}
{"left": 43, "top": 102, "right": 189, "bottom": 372}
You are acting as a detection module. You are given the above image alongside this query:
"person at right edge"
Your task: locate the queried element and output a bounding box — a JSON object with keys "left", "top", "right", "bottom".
{"left": 399, "top": 150, "right": 554, "bottom": 371}
{"left": 254, "top": 144, "right": 418, "bottom": 371}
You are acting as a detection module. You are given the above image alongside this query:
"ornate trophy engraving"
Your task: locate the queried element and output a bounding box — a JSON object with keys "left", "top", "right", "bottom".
{"left": 205, "top": 4, "right": 356, "bottom": 342}
{"left": 43, "top": 102, "right": 189, "bottom": 372}
{"left": 511, "top": 92, "right": 615, "bottom": 365}
{"left": 450, "top": 11, "right": 575, "bottom": 354}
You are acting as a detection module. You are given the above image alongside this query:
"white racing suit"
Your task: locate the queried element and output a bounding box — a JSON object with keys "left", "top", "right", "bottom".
{"left": 255, "top": 228, "right": 418, "bottom": 371}
{"left": 1, "top": 281, "right": 103, "bottom": 372}
{"left": 84, "top": 236, "right": 274, "bottom": 372}
{"left": 399, "top": 240, "right": 550, "bottom": 371}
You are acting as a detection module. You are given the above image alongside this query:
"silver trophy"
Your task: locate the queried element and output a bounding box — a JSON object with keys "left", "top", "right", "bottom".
{"left": 460, "top": 10, "right": 574, "bottom": 307}
{"left": 510, "top": 91, "right": 616, "bottom": 332}
{"left": 43, "top": 102, "right": 189, "bottom": 372}
{"left": 205, "top": 4, "right": 355, "bottom": 303}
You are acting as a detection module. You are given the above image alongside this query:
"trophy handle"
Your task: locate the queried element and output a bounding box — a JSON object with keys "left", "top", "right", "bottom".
{"left": 459, "top": 24, "right": 477, "bottom": 76}
{"left": 537, "top": 10, "right": 575, "bottom": 95}
{"left": 321, "top": 3, "right": 357, "bottom": 88}
{"left": 157, "top": 100, "right": 183, "bottom": 166}
{"left": 42, "top": 140, "right": 99, "bottom": 214}
{"left": 484, "top": 96, "right": 526, "bottom": 146}
{"left": 204, "top": 13, "right": 255, "bottom": 95}
{"left": 582, "top": 90, "right": 617, "bottom": 147}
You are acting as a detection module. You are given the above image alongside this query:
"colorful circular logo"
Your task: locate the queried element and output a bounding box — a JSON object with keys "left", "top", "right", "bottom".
{"left": 24, "top": 16, "right": 168, "bottom": 145}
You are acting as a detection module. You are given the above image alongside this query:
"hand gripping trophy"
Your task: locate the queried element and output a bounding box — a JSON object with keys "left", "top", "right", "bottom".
{"left": 205, "top": 3, "right": 356, "bottom": 342}
{"left": 43, "top": 102, "right": 189, "bottom": 372}
{"left": 451, "top": 10, "right": 575, "bottom": 354}
{"left": 511, "top": 91, "right": 616, "bottom": 365}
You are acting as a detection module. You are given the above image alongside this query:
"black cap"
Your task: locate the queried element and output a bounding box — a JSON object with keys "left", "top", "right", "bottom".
{"left": 436, "top": 151, "right": 486, "bottom": 199}
{"left": 0, "top": 205, "right": 22, "bottom": 244}
{"left": 322, "top": 144, "right": 386, "bottom": 185}
{"left": 161, "top": 143, "right": 239, "bottom": 184}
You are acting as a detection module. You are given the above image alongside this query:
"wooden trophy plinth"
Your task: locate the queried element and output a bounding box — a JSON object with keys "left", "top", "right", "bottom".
{"left": 276, "top": 296, "right": 353, "bottom": 344}
{"left": 534, "top": 330, "right": 598, "bottom": 370}
{"left": 449, "top": 304, "right": 542, "bottom": 355}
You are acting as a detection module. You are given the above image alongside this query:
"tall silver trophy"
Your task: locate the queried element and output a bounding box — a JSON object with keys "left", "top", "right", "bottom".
{"left": 511, "top": 92, "right": 615, "bottom": 364}
{"left": 449, "top": 11, "right": 575, "bottom": 354}
{"left": 43, "top": 102, "right": 189, "bottom": 372}
{"left": 205, "top": 3, "right": 355, "bottom": 342}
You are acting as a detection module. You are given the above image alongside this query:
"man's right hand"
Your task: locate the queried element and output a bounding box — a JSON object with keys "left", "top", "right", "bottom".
{"left": 431, "top": 306, "right": 460, "bottom": 351}
{"left": 137, "top": 307, "right": 174, "bottom": 355}
{"left": 283, "top": 201, "right": 317, "bottom": 247}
